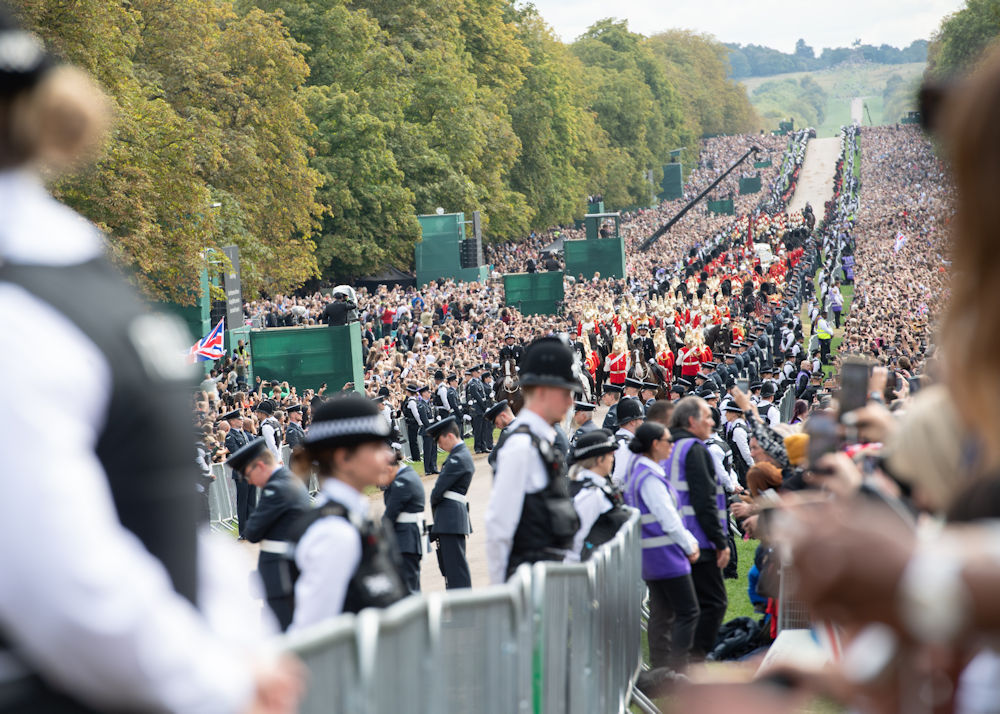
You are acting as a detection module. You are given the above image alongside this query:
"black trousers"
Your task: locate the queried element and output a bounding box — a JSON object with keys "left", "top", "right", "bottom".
{"left": 235, "top": 479, "right": 257, "bottom": 536}
{"left": 646, "top": 574, "right": 700, "bottom": 670}
{"left": 833, "top": 310, "right": 842, "bottom": 328}
{"left": 482, "top": 419, "right": 495, "bottom": 450}
{"left": 819, "top": 336, "right": 832, "bottom": 364}
{"left": 267, "top": 595, "right": 295, "bottom": 632}
{"left": 422, "top": 434, "right": 438, "bottom": 474}
{"left": 399, "top": 552, "right": 422, "bottom": 594}
{"left": 436, "top": 534, "right": 471, "bottom": 589}
{"left": 689, "top": 558, "right": 728, "bottom": 659}
{"left": 472, "top": 413, "right": 485, "bottom": 451}
{"left": 406, "top": 422, "right": 421, "bottom": 461}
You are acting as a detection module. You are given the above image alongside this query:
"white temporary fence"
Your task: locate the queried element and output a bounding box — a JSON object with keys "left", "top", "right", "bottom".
{"left": 282, "top": 509, "right": 644, "bottom": 714}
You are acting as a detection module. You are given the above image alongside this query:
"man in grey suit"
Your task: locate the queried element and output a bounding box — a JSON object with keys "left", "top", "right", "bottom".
{"left": 383, "top": 448, "right": 427, "bottom": 594}
{"left": 427, "top": 416, "right": 473, "bottom": 589}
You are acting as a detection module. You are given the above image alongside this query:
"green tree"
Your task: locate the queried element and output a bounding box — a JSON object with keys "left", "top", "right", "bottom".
{"left": 927, "top": 0, "right": 1000, "bottom": 78}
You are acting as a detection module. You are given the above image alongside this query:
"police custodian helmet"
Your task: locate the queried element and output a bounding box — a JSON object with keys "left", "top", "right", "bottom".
{"left": 518, "top": 336, "right": 582, "bottom": 392}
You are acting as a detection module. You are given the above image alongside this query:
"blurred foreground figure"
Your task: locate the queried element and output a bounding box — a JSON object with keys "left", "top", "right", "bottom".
{"left": 0, "top": 7, "right": 300, "bottom": 712}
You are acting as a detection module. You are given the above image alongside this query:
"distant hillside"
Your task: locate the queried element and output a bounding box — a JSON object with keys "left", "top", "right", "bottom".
{"left": 727, "top": 39, "right": 928, "bottom": 79}
{"left": 741, "top": 62, "right": 926, "bottom": 137}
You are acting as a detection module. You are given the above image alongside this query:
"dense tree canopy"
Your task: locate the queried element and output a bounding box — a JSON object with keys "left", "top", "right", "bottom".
{"left": 13, "top": 2, "right": 765, "bottom": 297}
{"left": 727, "top": 39, "right": 929, "bottom": 79}
{"left": 927, "top": 0, "right": 1000, "bottom": 78}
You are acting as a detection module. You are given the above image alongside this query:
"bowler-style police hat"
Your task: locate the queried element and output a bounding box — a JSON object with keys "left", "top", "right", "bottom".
{"left": 572, "top": 430, "right": 617, "bottom": 461}
{"left": 304, "top": 392, "right": 391, "bottom": 448}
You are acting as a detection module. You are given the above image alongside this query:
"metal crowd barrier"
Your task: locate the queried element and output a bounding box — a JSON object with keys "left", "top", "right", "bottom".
{"left": 282, "top": 509, "right": 644, "bottom": 714}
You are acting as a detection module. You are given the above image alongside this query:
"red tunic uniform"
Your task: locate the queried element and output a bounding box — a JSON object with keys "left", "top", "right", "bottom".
{"left": 606, "top": 352, "right": 628, "bottom": 385}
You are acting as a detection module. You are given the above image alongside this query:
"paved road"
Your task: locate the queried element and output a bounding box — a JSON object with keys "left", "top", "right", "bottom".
{"left": 787, "top": 136, "right": 841, "bottom": 215}
{"left": 851, "top": 97, "right": 864, "bottom": 125}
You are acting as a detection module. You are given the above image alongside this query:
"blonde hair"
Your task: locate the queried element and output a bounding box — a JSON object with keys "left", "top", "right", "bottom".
{"left": 0, "top": 65, "right": 109, "bottom": 170}
{"left": 940, "top": 47, "right": 1000, "bottom": 470}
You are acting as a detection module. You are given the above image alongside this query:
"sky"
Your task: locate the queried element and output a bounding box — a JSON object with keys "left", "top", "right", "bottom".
{"left": 527, "top": 0, "right": 966, "bottom": 53}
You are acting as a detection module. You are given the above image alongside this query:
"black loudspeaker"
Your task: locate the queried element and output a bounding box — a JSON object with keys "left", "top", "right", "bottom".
{"left": 460, "top": 239, "right": 482, "bottom": 268}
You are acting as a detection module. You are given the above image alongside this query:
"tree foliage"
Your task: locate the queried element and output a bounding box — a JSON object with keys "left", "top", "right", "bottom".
{"left": 727, "top": 40, "right": 929, "bottom": 79}
{"left": 927, "top": 0, "right": 1000, "bottom": 78}
{"left": 13, "top": 2, "right": 766, "bottom": 292}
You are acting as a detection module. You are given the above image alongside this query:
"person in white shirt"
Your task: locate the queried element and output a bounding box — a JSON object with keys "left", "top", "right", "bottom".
{"left": 566, "top": 430, "right": 624, "bottom": 561}
{"left": 485, "top": 337, "right": 583, "bottom": 585}
{"left": 610, "top": 397, "right": 645, "bottom": 488}
{"left": 290, "top": 393, "right": 407, "bottom": 628}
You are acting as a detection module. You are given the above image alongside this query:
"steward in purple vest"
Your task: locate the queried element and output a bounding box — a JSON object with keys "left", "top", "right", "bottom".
{"left": 667, "top": 396, "right": 731, "bottom": 660}
{"left": 622, "top": 422, "right": 701, "bottom": 671}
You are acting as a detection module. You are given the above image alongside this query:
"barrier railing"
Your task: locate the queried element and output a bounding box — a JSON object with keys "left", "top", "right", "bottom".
{"left": 281, "top": 509, "right": 644, "bottom": 714}
{"left": 778, "top": 385, "right": 796, "bottom": 423}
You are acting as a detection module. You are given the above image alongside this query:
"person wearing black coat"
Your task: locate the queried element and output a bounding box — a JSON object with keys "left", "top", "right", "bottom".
{"left": 223, "top": 411, "right": 256, "bottom": 537}
{"left": 383, "top": 457, "right": 427, "bottom": 594}
{"left": 230, "top": 440, "right": 311, "bottom": 631}
{"left": 427, "top": 417, "right": 474, "bottom": 589}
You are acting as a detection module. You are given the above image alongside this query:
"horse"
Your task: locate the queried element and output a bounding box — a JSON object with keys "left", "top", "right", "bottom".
{"left": 496, "top": 356, "right": 524, "bottom": 415}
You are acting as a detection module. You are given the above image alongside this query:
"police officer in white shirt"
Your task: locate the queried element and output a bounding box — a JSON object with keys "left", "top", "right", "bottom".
{"left": 610, "top": 397, "right": 645, "bottom": 488}
{"left": 485, "top": 337, "right": 582, "bottom": 584}
{"left": 0, "top": 18, "right": 301, "bottom": 710}
{"left": 289, "top": 393, "right": 407, "bottom": 629}
{"left": 757, "top": 383, "right": 782, "bottom": 428}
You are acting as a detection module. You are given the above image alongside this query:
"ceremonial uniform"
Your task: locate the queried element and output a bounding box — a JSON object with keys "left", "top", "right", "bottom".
{"left": 602, "top": 400, "right": 619, "bottom": 432}
{"left": 499, "top": 340, "right": 524, "bottom": 365}
{"left": 572, "top": 419, "right": 600, "bottom": 445}
{"left": 224, "top": 425, "right": 257, "bottom": 537}
{"left": 467, "top": 372, "right": 492, "bottom": 453}
{"left": 234, "top": 443, "right": 310, "bottom": 631}
{"left": 417, "top": 391, "right": 437, "bottom": 474}
{"left": 383, "top": 463, "right": 426, "bottom": 594}
{"left": 605, "top": 351, "right": 628, "bottom": 386}
{"left": 404, "top": 387, "right": 422, "bottom": 462}
{"left": 284, "top": 420, "right": 305, "bottom": 450}
{"left": 429, "top": 427, "right": 474, "bottom": 589}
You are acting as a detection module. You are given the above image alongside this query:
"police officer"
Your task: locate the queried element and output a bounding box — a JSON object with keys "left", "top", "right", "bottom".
{"left": 284, "top": 404, "right": 306, "bottom": 449}
{"left": 403, "top": 383, "right": 422, "bottom": 463}
{"left": 289, "top": 393, "right": 407, "bottom": 629}
{"left": 433, "top": 369, "right": 449, "bottom": 413}
{"left": 634, "top": 323, "right": 655, "bottom": 361}
{"left": 467, "top": 364, "right": 491, "bottom": 453}
{"left": 446, "top": 373, "right": 464, "bottom": 434}
{"left": 417, "top": 385, "right": 438, "bottom": 474}
{"left": 485, "top": 337, "right": 581, "bottom": 584}
{"left": 641, "top": 382, "right": 659, "bottom": 414}
{"left": 426, "top": 416, "right": 474, "bottom": 588}
{"left": 0, "top": 16, "right": 301, "bottom": 707}
{"left": 499, "top": 333, "right": 524, "bottom": 364}
{"left": 222, "top": 409, "right": 257, "bottom": 538}
{"left": 383, "top": 446, "right": 427, "bottom": 594}
{"left": 610, "top": 397, "right": 645, "bottom": 488}
{"left": 229, "top": 438, "right": 310, "bottom": 631}
{"left": 757, "top": 382, "right": 781, "bottom": 427}
{"left": 570, "top": 401, "right": 599, "bottom": 446}
{"left": 255, "top": 399, "right": 283, "bottom": 461}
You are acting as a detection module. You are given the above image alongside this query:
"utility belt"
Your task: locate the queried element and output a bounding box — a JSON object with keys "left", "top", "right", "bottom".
{"left": 396, "top": 512, "right": 432, "bottom": 555}
{"left": 259, "top": 539, "right": 293, "bottom": 555}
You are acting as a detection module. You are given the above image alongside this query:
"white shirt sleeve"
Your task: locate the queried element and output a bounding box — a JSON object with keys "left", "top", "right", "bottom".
{"left": 407, "top": 400, "right": 421, "bottom": 422}
{"left": 733, "top": 426, "right": 754, "bottom": 467}
{"left": 485, "top": 434, "right": 535, "bottom": 585}
{"left": 0, "top": 285, "right": 253, "bottom": 713}
{"left": 639, "top": 476, "right": 698, "bottom": 555}
{"left": 290, "top": 516, "right": 361, "bottom": 631}
{"left": 569, "top": 484, "right": 612, "bottom": 561}
{"left": 707, "top": 444, "right": 736, "bottom": 493}
{"left": 611, "top": 441, "right": 633, "bottom": 489}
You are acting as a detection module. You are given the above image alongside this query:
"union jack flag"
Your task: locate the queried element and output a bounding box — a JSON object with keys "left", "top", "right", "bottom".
{"left": 189, "top": 318, "right": 225, "bottom": 362}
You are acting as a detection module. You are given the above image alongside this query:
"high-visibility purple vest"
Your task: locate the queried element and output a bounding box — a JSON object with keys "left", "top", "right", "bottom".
{"left": 623, "top": 458, "right": 691, "bottom": 581}
{"left": 666, "top": 438, "right": 727, "bottom": 551}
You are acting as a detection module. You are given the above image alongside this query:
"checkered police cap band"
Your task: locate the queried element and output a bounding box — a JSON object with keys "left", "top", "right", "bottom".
{"left": 305, "top": 415, "right": 391, "bottom": 443}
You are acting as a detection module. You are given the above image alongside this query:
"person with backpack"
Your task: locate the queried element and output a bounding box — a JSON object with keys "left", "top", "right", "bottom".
{"left": 622, "top": 422, "right": 700, "bottom": 670}
{"left": 288, "top": 393, "right": 407, "bottom": 629}
{"left": 566, "top": 430, "right": 630, "bottom": 562}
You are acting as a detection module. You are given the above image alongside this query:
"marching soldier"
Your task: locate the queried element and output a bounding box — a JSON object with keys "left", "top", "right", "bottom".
{"left": 229, "top": 439, "right": 310, "bottom": 631}
{"left": 571, "top": 401, "right": 600, "bottom": 446}
{"left": 427, "top": 416, "right": 474, "bottom": 588}
{"left": 284, "top": 404, "right": 306, "bottom": 449}
{"left": 485, "top": 337, "right": 582, "bottom": 584}
{"left": 288, "top": 393, "right": 407, "bottom": 629}
{"left": 383, "top": 446, "right": 427, "bottom": 594}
